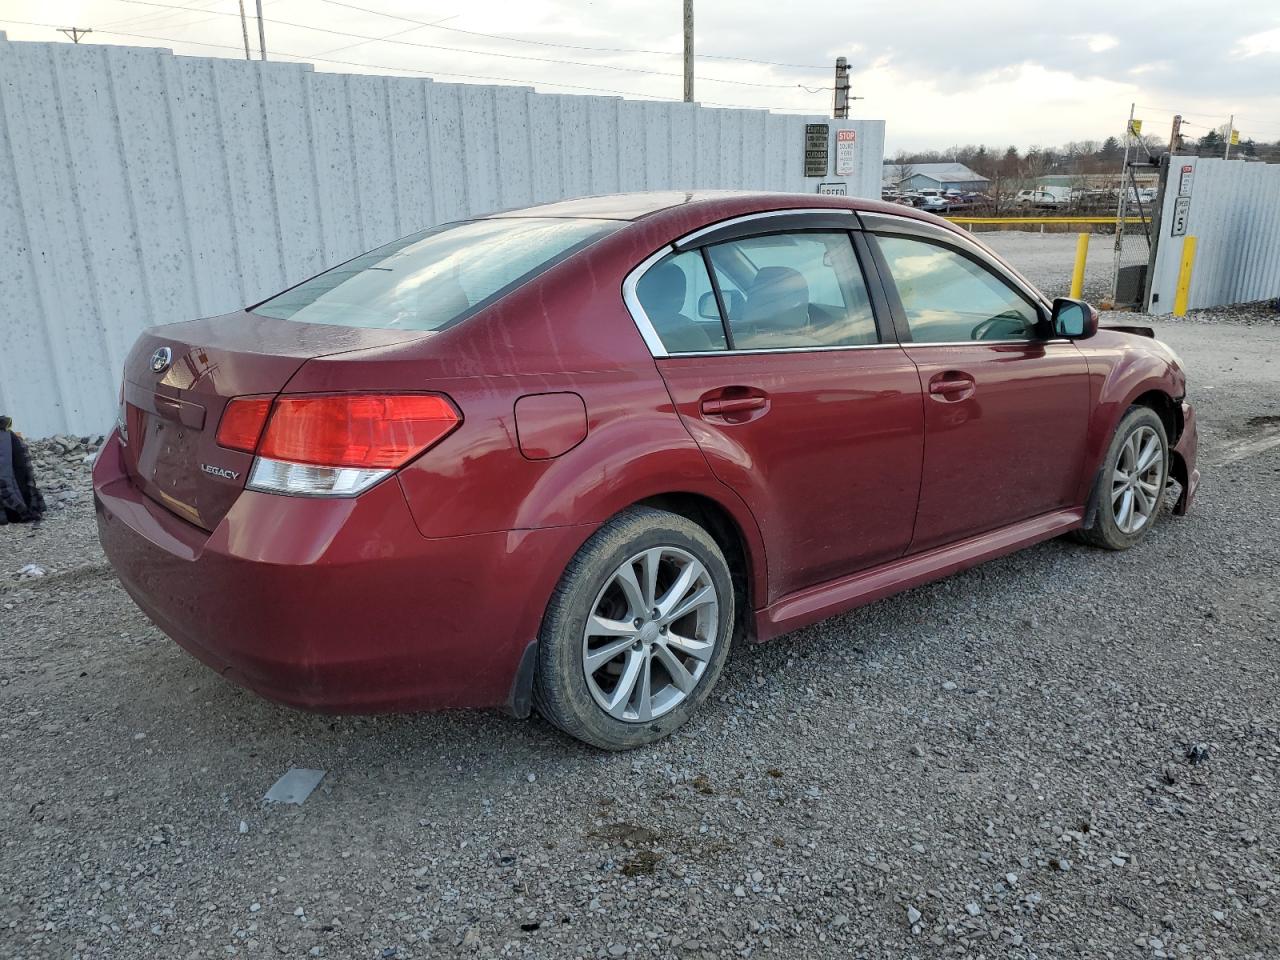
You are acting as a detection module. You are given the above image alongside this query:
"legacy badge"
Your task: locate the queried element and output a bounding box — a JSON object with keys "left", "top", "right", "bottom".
{"left": 201, "top": 463, "right": 240, "bottom": 481}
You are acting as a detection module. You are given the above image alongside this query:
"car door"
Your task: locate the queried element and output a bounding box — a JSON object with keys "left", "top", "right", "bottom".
{"left": 625, "top": 218, "right": 925, "bottom": 603}
{"left": 864, "top": 218, "right": 1091, "bottom": 553}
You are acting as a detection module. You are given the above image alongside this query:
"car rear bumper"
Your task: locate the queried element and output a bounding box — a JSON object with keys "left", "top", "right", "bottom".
{"left": 92, "top": 432, "right": 589, "bottom": 713}
{"left": 1172, "top": 400, "right": 1199, "bottom": 514}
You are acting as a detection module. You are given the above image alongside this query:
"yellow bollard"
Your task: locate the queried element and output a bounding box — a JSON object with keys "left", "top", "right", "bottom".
{"left": 1069, "top": 233, "right": 1089, "bottom": 299}
{"left": 1173, "top": 236, "right": 1198, "bottom": 317}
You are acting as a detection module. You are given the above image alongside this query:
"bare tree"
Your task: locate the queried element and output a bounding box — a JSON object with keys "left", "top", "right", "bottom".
{"left": 889, "top": 152, "right": 916, "bottom": 190}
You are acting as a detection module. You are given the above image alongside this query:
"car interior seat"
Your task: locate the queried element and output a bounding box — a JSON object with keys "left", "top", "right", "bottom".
{"left": 738, "top": 266, "right": 819, "bottom": 347}
{"left": 636, "top": 261, "right": 717, "bottom": 353}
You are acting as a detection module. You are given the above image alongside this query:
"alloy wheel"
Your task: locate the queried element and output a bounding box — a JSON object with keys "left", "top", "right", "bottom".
{"left": 581, "top": 546, "right": 720, "bottom": 723}
{"left": 1111, "top": 424, "right": 1165, "bottom": 534}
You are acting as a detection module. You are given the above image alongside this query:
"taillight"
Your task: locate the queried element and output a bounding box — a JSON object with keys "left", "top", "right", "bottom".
{"left": 257, "top": 395, "right": 460, "bottom": 468}
{"left": 216, "top": 397, "right": 273, "bottom": 453}
{"left": 238, "top": 393, "right": 460, "bottom": 497}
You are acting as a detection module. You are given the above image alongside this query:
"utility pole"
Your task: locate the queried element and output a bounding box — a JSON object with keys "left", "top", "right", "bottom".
{"left": 1109, "top": 102, "right": 1135, "bottom": 305}
{"left": 256, "top": 0, "right": 268, "bottom": 60}
{"left": 1169, "top": 114, "right": 1183, "bottom": 155}
{"left": 686, "top": 0, "right": 696, "bottom": 102}
{"left": 237, "top": 0, "right": 252, "bottom": 59}
{"left": 1223, "top": 113, "right": 1234, "bottom": 159}
{"left": 833, "top": 57, "right": 850, "bottom": 118}
{"left": 57, "top": 27, "right": 92, "bottom": 43}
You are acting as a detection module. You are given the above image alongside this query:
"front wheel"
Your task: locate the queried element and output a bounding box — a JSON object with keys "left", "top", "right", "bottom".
{"left": 533, "top": 507, "right": 734, "bottom": 750}
{"left": 1078, "top": 406, "right": 1169, "bottom": 550}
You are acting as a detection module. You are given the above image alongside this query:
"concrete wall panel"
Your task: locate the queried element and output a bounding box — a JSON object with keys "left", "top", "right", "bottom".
{"left": 0, "top": 37, "right": 885, "bottom": 436}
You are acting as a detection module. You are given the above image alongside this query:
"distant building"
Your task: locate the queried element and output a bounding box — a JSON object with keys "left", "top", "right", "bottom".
{"left": 884, "top": 162, "right": 990, "bottom": 192}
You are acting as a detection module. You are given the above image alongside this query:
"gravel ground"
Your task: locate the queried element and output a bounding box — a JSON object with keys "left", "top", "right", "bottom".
{"left": 979, "top": 229, "right": 1110, "bottom": 303}
{"left": 3, "top": 302, "right": 1279, "bottom": 956}
{"left": 980, "top": 230, "right": 1152, "bottom": 305}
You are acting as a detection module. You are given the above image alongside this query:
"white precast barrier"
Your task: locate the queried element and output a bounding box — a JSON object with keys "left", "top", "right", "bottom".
{"left": 0, "top": 38, "right": 884, "bottom": 437}
{"left": 1146, "top": 156, "right": 1280, "bottom": 315}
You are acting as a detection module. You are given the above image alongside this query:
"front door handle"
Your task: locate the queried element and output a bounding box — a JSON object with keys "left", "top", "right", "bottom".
{"left": 927, "top": 372, "right": 976, "bottom": 402}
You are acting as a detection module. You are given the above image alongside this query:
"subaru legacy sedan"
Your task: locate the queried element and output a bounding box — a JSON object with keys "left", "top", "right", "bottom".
{"left": 94, "top": 192, "right": 1198, "bottom": 749}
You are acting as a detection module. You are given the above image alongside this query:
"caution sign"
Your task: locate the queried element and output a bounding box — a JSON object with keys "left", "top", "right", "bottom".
{"left": 1127, "top": 118, "right": 1143, "bottom": 137}
{"left": 804, "top": 123, "right": 829, "bottom": 178}
{"left": 1230, "top": 129, "right": 1240, "bottom": 145}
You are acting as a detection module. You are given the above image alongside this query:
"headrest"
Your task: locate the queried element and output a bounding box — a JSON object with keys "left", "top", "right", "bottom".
{"left": 743, "top": 266, "right": 809, "bottom": 330}
{"left": 637, "top": 260, "right": 688, "bottom": 317}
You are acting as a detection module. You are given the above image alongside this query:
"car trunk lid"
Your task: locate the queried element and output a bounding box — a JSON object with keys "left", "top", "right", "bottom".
{"left": 120, "top": 311, "right": 429, "bottom": 530}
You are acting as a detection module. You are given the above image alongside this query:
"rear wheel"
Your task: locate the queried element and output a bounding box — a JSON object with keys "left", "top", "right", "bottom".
{"left": 1078, "top": 406, "right": 1169, "bottom": 550}
{"left": 533, "top": 507, "right": 734, "bottom": 750}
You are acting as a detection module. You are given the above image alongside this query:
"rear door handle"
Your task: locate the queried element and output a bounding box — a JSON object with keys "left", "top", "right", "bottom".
{"left": 701, "top": 396, "right": 767, "bottom": 416}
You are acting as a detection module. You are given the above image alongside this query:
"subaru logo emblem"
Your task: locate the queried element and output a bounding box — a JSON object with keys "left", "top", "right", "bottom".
{"left": 150, "top": 347, "right": 172, "bottom": 374}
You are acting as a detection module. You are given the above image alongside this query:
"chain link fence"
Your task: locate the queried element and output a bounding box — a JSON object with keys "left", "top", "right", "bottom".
{"left": 947, "top": 216, "right": 1149, "bottom": 304}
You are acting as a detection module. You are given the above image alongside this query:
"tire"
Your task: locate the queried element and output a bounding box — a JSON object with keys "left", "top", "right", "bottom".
{"left": 1077, "top": 405, "right": 1169, "bottom": 550}
{"left": 533, "top": 506, "right": 735, "bottom": 750}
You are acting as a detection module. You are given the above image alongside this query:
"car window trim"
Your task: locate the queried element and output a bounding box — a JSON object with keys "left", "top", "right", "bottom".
{"left": 625, "top": 216, "right": 904, "bottom": 359}
{"left": 622, "top": 244, "right": 680, "bottom": 357}
{"left": 865, "top": 229, "right": 1053, "bottom": 346}
{"left": 673, "top": 208, "right": 858, "bottom": 251}
{"left": 704, "top": 230, "right": 879, "bottom": 349}
{"left": 700, "top": 246, "right": 737, "bottom": 351}
{"left": 848, "top": 231, "right": 900, "bottom": 345}
{"left": 649, "top": 342, "right": 907, "bottom": 359}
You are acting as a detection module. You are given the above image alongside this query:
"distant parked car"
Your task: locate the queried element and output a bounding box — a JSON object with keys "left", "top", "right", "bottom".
{"left": 917, "top": 190, "right": 950, "bottom": 212}
{"left": 94, "top": 191, "right": 1198, "bottom": 749}
{"left": 1014, "top": 189, "right": 1069, "bottom": 210}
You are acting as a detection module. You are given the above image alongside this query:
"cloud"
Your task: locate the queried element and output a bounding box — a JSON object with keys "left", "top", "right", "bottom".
{"left": 1235, "top": 27, "right": 1280, "bottom": 56}
{"left": 1073, "top": 34, "right": 1119, "bottom": 53}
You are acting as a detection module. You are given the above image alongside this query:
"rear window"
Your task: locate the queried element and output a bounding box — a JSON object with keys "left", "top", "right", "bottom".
{"left": 253, "top": 217, "right": 620, "bottom": 331}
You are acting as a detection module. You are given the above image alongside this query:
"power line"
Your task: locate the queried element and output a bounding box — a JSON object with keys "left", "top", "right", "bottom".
{"left": 310, "top": 0, "right": 830, "bottom": 69}
{"left": 102, "top": 0, "right": 816, "bottom": 89}
{"left": 0, "top": 18, "right": 819, "bottom": 112}
{"left": 1234, "top": 117, "right": 1280, "bottom": 131}
{"left": 97, "top": 0, "right": 222, "bottom": 30}
{"left": 1138, "top": 104, "right": 1280, "bottom": 135}
{"left": 311, "top": 20, "right": 441, "bottom": 58}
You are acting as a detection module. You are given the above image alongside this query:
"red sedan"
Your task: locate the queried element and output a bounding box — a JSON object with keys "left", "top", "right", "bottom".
{"left": 94, "top": 192, "right": 1198, "bottom": 749}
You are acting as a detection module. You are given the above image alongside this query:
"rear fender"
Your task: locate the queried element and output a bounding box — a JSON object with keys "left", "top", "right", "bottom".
{"left": 513, "top": 438, "right": 771, "bottom": 613}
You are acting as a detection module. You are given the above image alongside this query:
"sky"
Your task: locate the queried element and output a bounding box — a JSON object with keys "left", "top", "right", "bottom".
{"left": 2, "top": 0, "right": 1278, "bottom": 152}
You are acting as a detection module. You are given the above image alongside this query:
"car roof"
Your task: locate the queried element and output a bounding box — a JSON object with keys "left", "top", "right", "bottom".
{"left": 483, "top": 189, "right": 991, "bottom": 270}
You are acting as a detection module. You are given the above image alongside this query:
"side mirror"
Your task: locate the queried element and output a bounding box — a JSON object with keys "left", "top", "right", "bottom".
{"left": 698, "top": 289, "right": 744, "bottom": 320}
{"left": 1050, "top": 297, "right": 1098, "bottom": 340}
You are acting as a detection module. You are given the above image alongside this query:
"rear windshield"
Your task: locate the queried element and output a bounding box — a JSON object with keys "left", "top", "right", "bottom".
{"left": 253, "top": 217, "right": 620, "bottom": 331}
